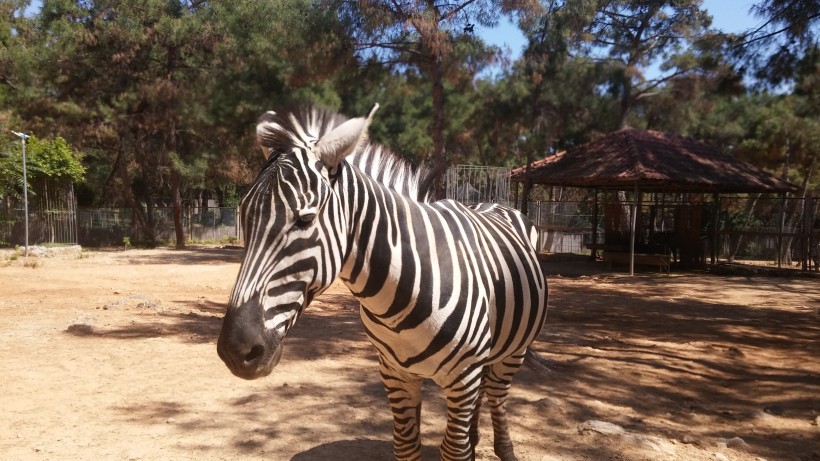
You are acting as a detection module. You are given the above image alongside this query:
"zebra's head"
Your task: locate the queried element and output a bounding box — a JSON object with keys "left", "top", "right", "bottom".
{"left": 218, "top": 105, "right": 378, "bottom": 380}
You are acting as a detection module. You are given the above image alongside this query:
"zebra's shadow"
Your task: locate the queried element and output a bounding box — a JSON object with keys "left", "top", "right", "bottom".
{"left": 291, "top": 439, "right": 439, "bottom": 460}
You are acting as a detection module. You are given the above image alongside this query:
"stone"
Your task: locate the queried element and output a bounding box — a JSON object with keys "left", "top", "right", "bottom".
{"left": 725, "top": 436, "right": 750, "bottom": 449}
{"left": 577, "top": 420, "right": 625, "bottom": 436}
{"left": 681, "top": 434, "right": 698, "bottom": 445}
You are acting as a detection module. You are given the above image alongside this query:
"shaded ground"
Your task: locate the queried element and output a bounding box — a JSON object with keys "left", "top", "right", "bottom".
{"left": 0, "top": 248, "right": 817, "bottom": 461}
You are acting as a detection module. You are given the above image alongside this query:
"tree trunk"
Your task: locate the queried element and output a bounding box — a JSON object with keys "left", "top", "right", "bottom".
{"left": 171, "top": 169, "right": 185, "bottom": 249}
{"left": 417, "top": 55, "right": 448, "bottom": 200}
{"left": 619, "top": 75, "right": 633, "bottom": 129}
{"left": 116, "top": 149, "right": 155, "bottom": 246}
{"left": 779, "top": 158, "right": 816, "bottom": 265}
{"left": 729, "top": 194, "right": 760, "bottom": 262}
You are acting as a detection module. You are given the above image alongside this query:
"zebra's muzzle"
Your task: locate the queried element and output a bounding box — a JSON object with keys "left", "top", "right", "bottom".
{"left": 217, "top": 300, "right": 283, "bottom": 380}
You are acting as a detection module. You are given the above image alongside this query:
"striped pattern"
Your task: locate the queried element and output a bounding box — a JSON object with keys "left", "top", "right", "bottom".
{"left": 219, "top": 106, "right": 548, "bottom": 461}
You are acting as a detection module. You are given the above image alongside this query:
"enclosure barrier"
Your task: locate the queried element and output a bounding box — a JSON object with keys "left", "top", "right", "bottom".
{"left": 523, "top": 193, "right": 818, "bottom": 271}
{"left": 2, "top": 189, "right": 817, "bottom": 271}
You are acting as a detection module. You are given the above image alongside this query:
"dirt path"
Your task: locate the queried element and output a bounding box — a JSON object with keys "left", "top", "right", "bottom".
{"left": 0, "top": 248, "right": 817, "bottom": 461}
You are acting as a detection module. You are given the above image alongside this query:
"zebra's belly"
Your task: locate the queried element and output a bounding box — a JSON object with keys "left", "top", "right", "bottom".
{"left": 359, "top": 307, "right": 492, "bottom": 382}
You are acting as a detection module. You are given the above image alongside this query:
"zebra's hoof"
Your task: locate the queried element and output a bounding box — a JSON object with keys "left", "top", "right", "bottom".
{"left": 493, "top": 444, "right": 517, "bottom": 461}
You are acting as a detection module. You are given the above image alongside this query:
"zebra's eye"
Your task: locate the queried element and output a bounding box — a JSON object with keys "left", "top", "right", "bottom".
{"left": 295, "top": 211, "right": 317, "bottom": 228}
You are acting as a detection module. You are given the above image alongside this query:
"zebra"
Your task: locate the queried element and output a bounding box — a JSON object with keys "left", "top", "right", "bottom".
{"left": 217, "top": 104, "right": 549, "bottom": 461}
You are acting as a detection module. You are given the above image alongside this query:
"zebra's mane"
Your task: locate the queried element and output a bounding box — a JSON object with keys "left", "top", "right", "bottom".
{"left": 348, "top": 144, "right": 431, "bottom": 202}
{"left": 258, "top": 106, "right": 430, "bottom": 202}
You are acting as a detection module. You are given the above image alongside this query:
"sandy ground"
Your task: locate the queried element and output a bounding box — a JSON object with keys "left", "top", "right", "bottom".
{"left": 0, "top": 247, "right": 818, "bottom": 461}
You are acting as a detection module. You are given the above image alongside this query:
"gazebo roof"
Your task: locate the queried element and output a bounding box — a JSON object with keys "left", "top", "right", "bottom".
{"left": 510, "top": 128, "right": 798, "bottom": 193}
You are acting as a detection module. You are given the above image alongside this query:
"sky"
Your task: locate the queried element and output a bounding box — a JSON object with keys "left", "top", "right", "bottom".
{"left": 479, "top": 0, "right": 763, "bottom": 64}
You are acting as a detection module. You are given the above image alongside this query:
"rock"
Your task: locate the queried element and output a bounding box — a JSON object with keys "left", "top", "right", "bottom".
{"left": 714, "top": 453, "right": 730, "bottom": 461}
{"left": 681, "top": 434, "right": 698, "bottom": 445}
{"left": 577, "top": 420, "right": 625, "bottom": 436}
{"left": 65, "top": 323, "right": 95, "bottom": 335}
{"left": 717, "top": 436, "right": 750, "bottom": 450}
{"left": 625, "top": 434, "right": 674, "bottom": 454}
{"left": 764, "top": 405, "right": 784, "bottom": 416}
{"left": 750, "top": 409, "right": 777, "bottom": 421}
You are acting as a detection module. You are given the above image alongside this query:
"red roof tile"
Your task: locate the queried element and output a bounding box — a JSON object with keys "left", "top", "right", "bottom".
{"left": 511, "top": 128, "right": 797, "bottom": 193}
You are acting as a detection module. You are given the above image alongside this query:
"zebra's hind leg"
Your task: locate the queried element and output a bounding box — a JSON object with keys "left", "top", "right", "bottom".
{"left": 486, "top": 352, "right": 526, "bottom": 461}
{"left": 379, "top": 356, "right": 423, "bottom": 461}
{"left": 468, "top": 368, "right": 489, "bottom": 453}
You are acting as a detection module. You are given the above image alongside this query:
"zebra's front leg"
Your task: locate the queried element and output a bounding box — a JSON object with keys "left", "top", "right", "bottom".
{"left": 485, "top": 352, "right": 526, "bottom": 461}
{"left": 379, "top": 356, "right": 423, "bottom": 461}
{"left": 440, "top": 368, "right": 483, "bottom": 461}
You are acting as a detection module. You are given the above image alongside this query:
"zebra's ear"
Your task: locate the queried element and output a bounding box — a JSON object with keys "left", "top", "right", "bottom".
{"left": 256, "top": 111, "right": 279, "bottom": 160}
{"left": 315, "top": 103, "right": 379, "bottom": 168}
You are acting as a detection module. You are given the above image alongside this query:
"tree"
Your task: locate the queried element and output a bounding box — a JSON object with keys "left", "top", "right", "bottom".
{"left": 566, "top": 0, "right": 712, "bottom": 127}
{"left": 13, "top": 0, "right": 353, "bottom": 247}
{"left": 340, "top": 0, "right": 537, "bottom": 195}
{"left": 1, "top": 135, "right": 84, "bottom": 200}
{"left": 732, "top": 0, "right": 819, "bottom": 87}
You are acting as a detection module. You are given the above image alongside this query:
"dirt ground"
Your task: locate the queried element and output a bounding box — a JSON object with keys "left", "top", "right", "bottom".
{"left": 0, "top": 247, "right": 818, "bottom": 461}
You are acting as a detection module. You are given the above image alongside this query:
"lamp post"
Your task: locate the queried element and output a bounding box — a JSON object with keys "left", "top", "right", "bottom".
{"left": 11, "top": 131, "right": 30, "bottom": 257}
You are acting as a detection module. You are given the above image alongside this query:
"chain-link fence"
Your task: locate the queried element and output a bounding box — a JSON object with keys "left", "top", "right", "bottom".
{"left": 77, "top": 207, "right": 240, "bottom": 247}
{"left": 0, "top": 181, "right": 78, "bottom": 246}
{"left": 446, "top": 165, "right": 512, "bottom": 207}
{"left": 521, "top": 191, "right": 819, "bottom": 271}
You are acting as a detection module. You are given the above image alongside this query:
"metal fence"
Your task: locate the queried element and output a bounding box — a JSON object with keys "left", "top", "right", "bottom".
{"left": 3, "top": 186, "right": 818, "bottom": 271}
{"left": 77, "top": 207, "right": 240, "bottom": 247}
{"left": 446, "top": 165, "right": 512, "bottom": 207}
{"left": 0, "top": 181, "right": 78, "bottom": 247}
{"left": 522, "top": 192, "right": 819, "bottom": 271}
{"left": 2, "top": 205, "right": 240, "bottom": 247}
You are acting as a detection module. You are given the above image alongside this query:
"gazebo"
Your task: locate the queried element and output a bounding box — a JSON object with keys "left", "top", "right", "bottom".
{"left": 511, "top": 128, "right": 799, "bottom": 274}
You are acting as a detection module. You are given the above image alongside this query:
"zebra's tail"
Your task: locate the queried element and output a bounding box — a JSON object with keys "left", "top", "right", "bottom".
{"left": 523, "top": 348, "right": 554, "bottom": 375}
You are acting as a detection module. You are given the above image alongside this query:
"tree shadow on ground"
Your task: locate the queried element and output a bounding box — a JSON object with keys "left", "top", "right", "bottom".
{"left": 72, "top": 270, "right": 818, "bottom": 460}
{"left": 515, "top": 274, "right": 819, "bottom": 460}
{"left": 64, "top": 302, "right": 225, "bottom": 344}
{"left": 290, "top": 439, "right": 440, "bottom": 461}
{"left": 63, "top": 294, "right": 367, "bottom": 351}
{"left": 119, "top": 247, "right": 243, "bottom": 265}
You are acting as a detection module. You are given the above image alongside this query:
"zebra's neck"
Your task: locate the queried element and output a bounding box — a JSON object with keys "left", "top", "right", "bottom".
{"left": 336, "top": 162, "right": 425, "bottom": 318}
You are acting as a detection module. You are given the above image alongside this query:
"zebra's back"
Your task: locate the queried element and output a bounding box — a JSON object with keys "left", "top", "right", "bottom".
{"left": 354, "top": 197, "right": 547, "bottom": 383}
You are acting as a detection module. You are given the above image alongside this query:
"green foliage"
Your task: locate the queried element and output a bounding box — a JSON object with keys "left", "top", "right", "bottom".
{"left": 26, "top": 136, "right": 85, "bottom": 182}
{"left": 1, "top": 135, "right": 84, "bottom": 198}
{"left": 739, "top": 0, "right": 820, "bottom": 87}
{"left": 0, "top": 0, "right": 816, "bottom": 222}
{"left": 690, "top": 93, "right": 819, "bottom": 191}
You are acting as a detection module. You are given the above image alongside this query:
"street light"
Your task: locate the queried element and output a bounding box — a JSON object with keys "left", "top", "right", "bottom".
{"left": 11, "top": 130, "right": 30, "bottom": 257}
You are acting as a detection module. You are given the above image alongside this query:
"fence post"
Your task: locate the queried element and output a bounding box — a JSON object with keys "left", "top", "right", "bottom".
{"left": 803, "top": 196, "right": 814, "bottom": 271}
{"left": 711, "top": 193, "right": 719, "bottom": 266}
{"left": 590, "top": 188, "right": 599, "bottom": 261}
{"left": 777, "top": 193, "right": 786, "bottom": 268}
{"left": 235, "top": 206, "right": 241, "bottom": 244}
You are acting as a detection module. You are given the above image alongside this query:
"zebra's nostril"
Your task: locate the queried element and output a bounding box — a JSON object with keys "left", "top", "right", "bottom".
{"left": 244, "top": 345, "right": 265, "bottom": 365}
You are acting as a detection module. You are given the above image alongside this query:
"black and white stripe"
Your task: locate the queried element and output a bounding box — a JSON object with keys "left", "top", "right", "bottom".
{"left": 218, "top": 105, "right": 548, "bottom": 461}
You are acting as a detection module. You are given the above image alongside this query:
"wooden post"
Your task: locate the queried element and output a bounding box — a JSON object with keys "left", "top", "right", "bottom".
{"left": 801, "top": 196, "right": 811, "bottom": 271}
{"left": 521, "top": 179, "right": 531, "bottom": 216}
{"left": 777, "top": 192, "right": 786, "bottom": 268}
{"left": 629, "top": 183, "right": 639, "bottom": 276}
{"left": 711, "top": 193, "right": 719, "bottom": 267}
{"left": 590, "top": 188, "right": 599, "bottom": 261}
{"left": 512, "top": 182, "right": 520, "bottom": 210}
